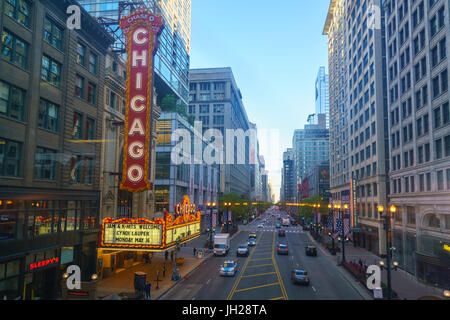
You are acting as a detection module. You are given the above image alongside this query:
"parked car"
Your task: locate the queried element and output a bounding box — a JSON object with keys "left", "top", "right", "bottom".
{"left": 291, "top": 269, "right": 310, "bottom": 285}
{"left": 305, "top": 246, "right": 318, "bottom": 256}
{"left": 278, "top": 229, "right": 286, "bottom": 237}
{"left": 219, "top": 261, "right": 238, "bottom": 276}
{"left": 248, "top": 238, "right": 256, "bottom": 246}
{"left": 237, "top": 244, "right": 249, "bottom": 256}
{"left": 277, "top": 244, "right": 289, "bottom": 255}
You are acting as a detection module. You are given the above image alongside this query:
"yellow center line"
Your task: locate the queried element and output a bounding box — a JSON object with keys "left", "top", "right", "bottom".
{"left": 226, "top": 234, "right": 263, "bottom": 300}
{"left": 270, "top": 297, "right": 285, "bottom": 300}
{"left": 241, "top": 272, "right": 277, "bottom": 278}
{"left": 234, "top": 282, "right": 279, "bottom": 293}
{"left": 272, "top": 231, "right": 289, "bottom": 300}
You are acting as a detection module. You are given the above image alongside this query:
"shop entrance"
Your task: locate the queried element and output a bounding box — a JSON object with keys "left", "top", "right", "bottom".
{"left": 24, "top": 267, "right": 58, "bottom": 300}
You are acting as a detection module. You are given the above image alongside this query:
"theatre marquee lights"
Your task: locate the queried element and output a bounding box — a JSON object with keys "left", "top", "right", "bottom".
{"left": 119, "top": 6, "right": 164, "bottom": 192}
{"left": 100, "top": 196, "right": 201, "bottom": 251}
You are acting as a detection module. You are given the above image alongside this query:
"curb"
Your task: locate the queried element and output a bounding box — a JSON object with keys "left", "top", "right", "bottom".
{"left": 156, "top": 229, "right": 242, "bottom": 300}
{"left": 305, "top": 232, "right": 373, "bottom": 300}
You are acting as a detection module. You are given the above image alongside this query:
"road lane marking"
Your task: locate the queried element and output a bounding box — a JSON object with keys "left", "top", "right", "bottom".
{"left": 312, "top": 286, "right": 317, "bottom": 293}
{"left": 206, "top": 278, "right": 211, "bottom": 285}
{"left": 272, "top": 231, "right": 289, "bottom": 300}
{"left": 245, "top": 263, "right": 274, "bottom": 268}
{"left": 241, "top": 272, "right": 277, "bottom": 278}
{"left": 234, "top": 282, "right": 279, "bottom": 293}
{"left": 226, "top": 233, "right": 263, "bottom": 300}
{"left": 250, "top": 257, "right": 273, "bottom": 262}
{"left": 269, "top": 297, "right": 285, "bottom": 300}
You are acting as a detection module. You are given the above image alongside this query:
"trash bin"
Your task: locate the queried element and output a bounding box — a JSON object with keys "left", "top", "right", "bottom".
{"left": 134, "top": 272, "right": 147, "bottom": 293}
{"left": 197, "top": 250, "right": 203, "bottom": 259}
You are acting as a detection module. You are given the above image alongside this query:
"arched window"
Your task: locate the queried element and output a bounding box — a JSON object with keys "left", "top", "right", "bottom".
{"left": 424, "top": 214, "right": 440, "bottom": 228}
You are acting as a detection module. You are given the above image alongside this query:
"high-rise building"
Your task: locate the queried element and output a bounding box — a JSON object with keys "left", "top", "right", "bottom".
{"left": 79, "top": 0, "right": 190, "bottom": 106}
{"left": 282, "top": 149, "right": 296, "bottom": 203}
{"left": 324, "top": 0, "right": 390, "bottom": 255}
{"left": 154, "top": 112, "right": 219, "bottom": 232}
{"left": 315, "top": 66, "right": 330, "bottom": 128}
{"left": 189, "top": 68, "right": 253, "bottom": 198}
{"left": 0, "top": 0, "right": 114, "bottom": 299}
{"left": 292, "top": 115, "right": 330, "bottom": 200}
{"left": 383, "top": 0, "right": 450, "bottom": 288}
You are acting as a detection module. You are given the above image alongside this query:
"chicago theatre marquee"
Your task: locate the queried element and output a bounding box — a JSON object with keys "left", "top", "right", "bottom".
{"left": 97, "top": 8, "right": 200, "bottom": 278}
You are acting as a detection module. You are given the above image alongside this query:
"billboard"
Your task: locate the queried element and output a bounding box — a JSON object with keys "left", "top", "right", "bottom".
{"left": 120, "top": 7, "right": 164, "bottom": 192}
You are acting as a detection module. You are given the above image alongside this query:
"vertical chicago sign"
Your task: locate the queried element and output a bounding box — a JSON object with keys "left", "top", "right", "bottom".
{"left": 120, "top": 7, "right": 163, "bottom": 192}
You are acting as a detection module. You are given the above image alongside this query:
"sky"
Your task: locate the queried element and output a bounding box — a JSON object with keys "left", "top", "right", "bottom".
{"left": 189, "top": 0, "right": 330, "bottom": 202}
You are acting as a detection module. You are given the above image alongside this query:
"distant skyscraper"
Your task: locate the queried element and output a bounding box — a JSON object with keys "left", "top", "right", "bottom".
{"left": 315, "top": 66, "right": 330, "bottom": 128}
{"left": 282, "top": 149, "right": 296, "bottom": 203}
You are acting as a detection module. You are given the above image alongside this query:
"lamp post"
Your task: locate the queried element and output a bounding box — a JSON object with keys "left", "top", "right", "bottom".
{"left": 378, "top": 204, "right": 397, "bottom": 300}
{"left": 224, "top": 202, "right": 231, "bottom": 233}
{"left": 328, "top": 204, "right": 336, "bottom": 255}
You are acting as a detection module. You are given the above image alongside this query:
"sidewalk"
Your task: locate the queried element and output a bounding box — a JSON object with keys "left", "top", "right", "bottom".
{"left": 310, "top": 232, "right": 445, "bottom": 300}
{"left": 96, "top": 228, "right": 241, "bottom": 300}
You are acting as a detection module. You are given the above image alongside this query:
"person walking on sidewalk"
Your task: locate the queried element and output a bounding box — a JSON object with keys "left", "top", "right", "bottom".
{"left": 193, "top": 247, "right": 197, "bottom": 257}
{"left": 170, "top": 251, "right": 174, "bottom": 262}
{"left": 163, "top": 264, "right": 166, "bottom": 278}
{"left": 165, "top": 251, "right": 168, "bottom": 261}
{"left": 145, "top": 282, "right": 151, "bottom": 300}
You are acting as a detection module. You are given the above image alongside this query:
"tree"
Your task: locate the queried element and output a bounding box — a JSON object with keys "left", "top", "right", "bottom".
{"left": 160, "top": 94, "right": 192, "bottom": 124}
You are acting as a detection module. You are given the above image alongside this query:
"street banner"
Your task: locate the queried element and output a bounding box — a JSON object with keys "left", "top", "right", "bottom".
{"left": 199, "top": 163, "right": 204, "bottom": 204}
{"left": 212, "top": 211, "right": 216, "bottom": 228}
{"left": 207, "top": 165, "right": 211, "bottom": 204}
{"left": 119, "top": 7, "right": 163, "bottom": 192}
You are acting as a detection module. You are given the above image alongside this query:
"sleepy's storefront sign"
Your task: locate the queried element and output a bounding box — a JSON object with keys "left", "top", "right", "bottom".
{"left": 120, "top": 7, "right": 164, "bottom": 192}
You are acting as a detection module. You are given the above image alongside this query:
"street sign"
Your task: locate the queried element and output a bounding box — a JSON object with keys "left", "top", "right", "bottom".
{"left": 373, "top": 287, "right": 383, "bottom": 299}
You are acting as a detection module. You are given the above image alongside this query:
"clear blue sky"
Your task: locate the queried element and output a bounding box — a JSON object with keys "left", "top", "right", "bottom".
{"left": 190, "top": 0, "right": 330, "bottom": 201}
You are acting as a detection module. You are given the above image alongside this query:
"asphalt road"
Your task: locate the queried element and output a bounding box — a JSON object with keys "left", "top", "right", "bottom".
{"left": 160, "top": 209, "right": 365, "bottom": 300}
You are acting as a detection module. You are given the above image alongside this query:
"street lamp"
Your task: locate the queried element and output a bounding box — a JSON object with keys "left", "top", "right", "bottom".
{"left": 328, "top": 204, "right": 336, "bottom": 255}
{"left": 338, "top": 204, "right": 348, "bottom": 265}
{"left": 224, "top": 202, "right": 232, "bottom": 233}
{"left": 378, "top": 204, "right": 397, "bottom": 300}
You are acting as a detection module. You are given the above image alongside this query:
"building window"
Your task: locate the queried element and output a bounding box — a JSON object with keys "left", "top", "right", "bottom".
{"left": 213, "top": 115, "right": 224, "bottom": 125}
{"left": 0, "top": 80, "right": 25, "bottom": 121}
{"left": 85, "top": 118, "right": 95, "bottom": 140}
{"left": 87, "top": 82, "right": 96, "bottom": 104}
{"left": 437, "top": 170, "right": 444, "bottom": 190}
{"left": 88, "top": 53, "right": 97, "bottom": 74}
{"left": 41, "top": 56, "right": 61, "bottom": 87}
{"left": 72, "top": 112, "right": 82, "bottom": 139}
{"left": 38, "top": 99, "right": 59, "bottom": 132}
{"left": 76, "top": 43, "right": 85, "bottom": 66}
{"left": 199, "top": 105, "right": 210, "bottom": 113}
{"left": 214, "top": 82, "right": 225, "bottom": 91}
{"left": 70, "top": 156, "right": 93, "bottom": 185}
{"left": 188, "top": 105, "right": 195, "bottom": 114}
{"left": 4, "top": 0, "right": 32, "bottom": 28}
{"left": 109, "top": 91, "right": 116, "bottom": 109}
{"left": 75, "top": 75, "right": 84, "bottom": 98}
{"left": 34, "top": 147, "right": 56, "bottom": 181}
{"left": 199, "top": 83, "right": 210, "bottom": 91}
{"left": 43, "top": 17, "right": 63, "bottom": 50}
{"left": 1, "top": 30, "right": 28, "bottom": 69}
{"left": 0, "top": 138, "right": 21, "bottom": 177}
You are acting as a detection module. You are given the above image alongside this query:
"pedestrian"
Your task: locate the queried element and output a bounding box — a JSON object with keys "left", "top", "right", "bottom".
{"left": 145, "top": 282, "right": 151, "bottom": 300}
{"left": 144, "top": 253, "right": 149, "bottom": 264}
{"left": 165, "top": 251, "right": 168, "bottom": 261}
{"left": 170, "top": 251, "right": 174, "bottom": 262}
{"left": 358, "top": 259, "right": 363, "bottom": 267}
{"left": 193, "top": 247, "right": 197, "bottom": 257}
{"left": 163, "top": 264, "right": 166, "bottom": 278}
